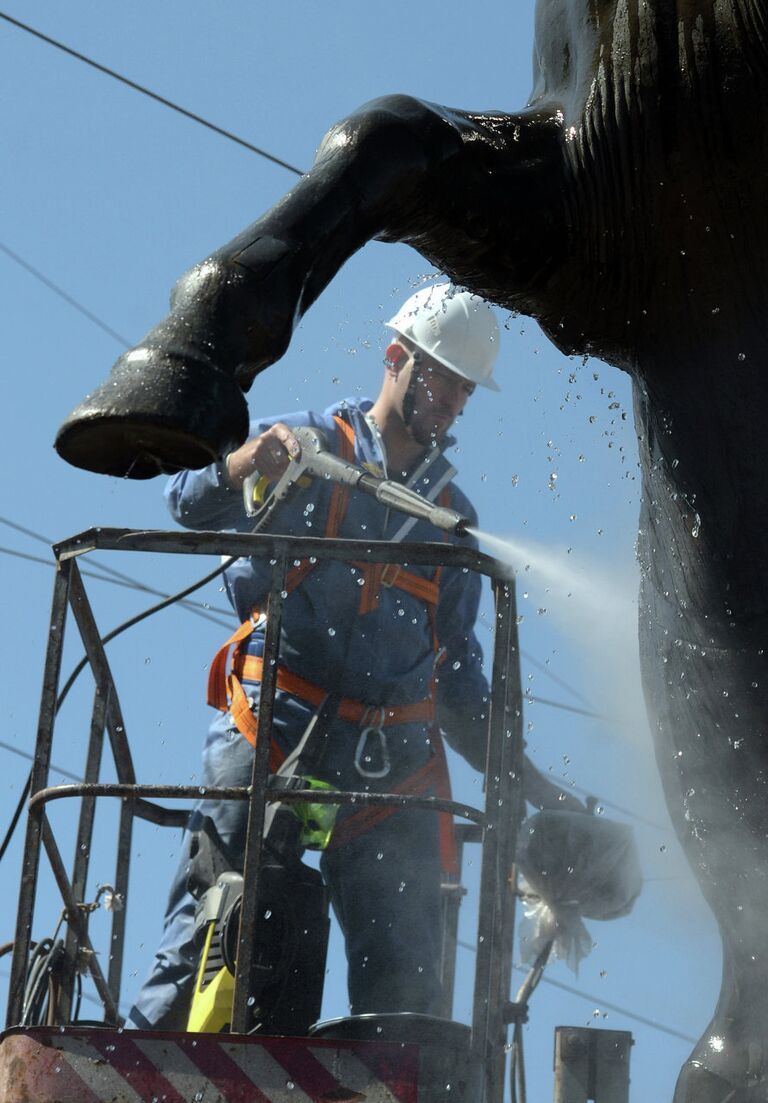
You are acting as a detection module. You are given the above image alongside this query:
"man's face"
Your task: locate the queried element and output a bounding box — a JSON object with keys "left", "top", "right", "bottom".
{"left": 407, "top": 353, "right": 476, "bottom": 445}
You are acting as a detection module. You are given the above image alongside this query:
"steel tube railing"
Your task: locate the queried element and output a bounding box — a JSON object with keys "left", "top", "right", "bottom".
{"left": 7, "top": 561, "right": 71, "bottom": 1026}
{"left": 53, "top": 528, "right": 500, "bottom": 574}
{"left": 108, "top": 798, "right": 133, "bottom": 1012}
{"left": 39, "top": 817, "right": 119, "bottom": 1024}
{"left": 67, "top": 563, "right": 136, "bottom": 785}
{"left": 29, "top": 783, "right": 486, "bottom": 825}
{"left": 58, "top": 684, "right": 108, "bottom": 1023}
{"left": 8, "top": 527, "right": 522, "bottom": 1099}
{"left": 231, "top": 557, "right": 286, "bottom": 1033}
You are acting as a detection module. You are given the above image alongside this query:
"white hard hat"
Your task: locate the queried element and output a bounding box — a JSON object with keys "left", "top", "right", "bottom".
{"left": 386, "top": 283, "right": 501, "bottom": 392}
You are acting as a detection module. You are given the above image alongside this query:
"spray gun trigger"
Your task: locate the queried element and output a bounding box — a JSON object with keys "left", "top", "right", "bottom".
{"left": 250, "top": 475, "right": 272, "bottom": 508}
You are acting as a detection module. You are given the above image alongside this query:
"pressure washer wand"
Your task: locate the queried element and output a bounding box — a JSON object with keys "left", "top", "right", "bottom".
{"left": 244, "top": 426, "right": 470, "bottom": 536}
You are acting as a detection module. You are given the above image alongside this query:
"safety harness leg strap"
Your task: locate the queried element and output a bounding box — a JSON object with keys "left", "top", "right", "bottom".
{"left": 232, "top": 655, "right": 435, "bottom": 728}
{"left": 328, "top": 728, "right": 458, "bottom": 876}
{"left": 207, "top": 612, "right": 262, "bottom": 713}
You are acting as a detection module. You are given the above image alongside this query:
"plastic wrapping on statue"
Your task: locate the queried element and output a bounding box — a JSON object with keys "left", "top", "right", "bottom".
{"left": 516, "top": 810, "right": 642, "bottom": 973}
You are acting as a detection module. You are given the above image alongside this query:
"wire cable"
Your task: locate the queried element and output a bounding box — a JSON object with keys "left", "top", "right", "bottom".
{"left": 0, "top": 514, "right": 234, "bottom": 624}
{"left": 0, "top": 12, "right": 304, "bottom": 177}
{"left": 56, "top": 557, "right": 233, "bottom": 713}
{"left": 521, "top": 649, "right": 591, "bottom": 707}
{"left": 524, "top": 692, "right": 602, "bottom": 721}
{"left": 0, "top": 554, "right": 235, "bottom": 866}
{"left": 0, "top": 739, "right": 80, "bottom": 782}
{"left": 456, "top": 939, "right": 696, "bottom": 1044}
{"left": 0, "top": 241, "right": 131, "bottom": 347}
{"left": 0, "top": 546, "right": 232, "bottom": 628}
{"left": 0, "top": 966, "right": 122, "bottom": 1016}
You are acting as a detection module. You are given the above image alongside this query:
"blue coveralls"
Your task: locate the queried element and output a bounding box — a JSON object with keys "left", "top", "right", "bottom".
{"left": 127, "top": 398, "right": 490, "bottom": 1030}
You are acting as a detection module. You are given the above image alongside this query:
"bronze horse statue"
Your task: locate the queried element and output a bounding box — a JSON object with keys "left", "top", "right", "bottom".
{"left": 55, "top": 0, "right": 768, "bottom": 1096}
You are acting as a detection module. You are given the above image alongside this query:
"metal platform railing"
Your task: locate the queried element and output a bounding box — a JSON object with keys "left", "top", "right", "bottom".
{"left": 6, "top": 527, "right": 524, "bottom": 1102}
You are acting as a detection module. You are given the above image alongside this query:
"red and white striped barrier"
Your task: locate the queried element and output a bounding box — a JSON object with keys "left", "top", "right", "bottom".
{"left": 0, "top": 1027, "right": 419, "bottom": 1102}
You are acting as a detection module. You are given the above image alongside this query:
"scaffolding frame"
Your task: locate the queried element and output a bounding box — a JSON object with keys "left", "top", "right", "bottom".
{"left": 5, "top": 527, "right": 525, "bottom": 1102}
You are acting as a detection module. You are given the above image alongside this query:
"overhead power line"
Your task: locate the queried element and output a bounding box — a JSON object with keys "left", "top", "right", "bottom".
{"left": 457, "top": 940, "right": 695, "bottom": 1044}
{"left": 521, "top": 650, "right": 591, "bottom": 708}
{"left": 525, "top": 692, "right": 602, "bottom": 721}
{"left": 512, "top": 963, "right": 697, "bottom": 1045}
{"left": 0, "top": 11, "right": 304, "bottom": 177}
{"left": 0, "top": 740, "right": 80, "bottom": 783}
{"left": 0, "top": 545, "right": 233, "bottom": 629}
{"left": 0, "top": 515, "right": 233, "bottom": 626}
{"left": 0, "top": 242, "right": 131, "bottom": 347}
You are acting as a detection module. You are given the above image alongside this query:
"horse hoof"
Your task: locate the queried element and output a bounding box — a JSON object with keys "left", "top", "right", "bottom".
{"left": 55, "top": 347, "right": 250, "bottom": 478}
{"left": 55, "top": 234, "right": 303, "bottom": 478}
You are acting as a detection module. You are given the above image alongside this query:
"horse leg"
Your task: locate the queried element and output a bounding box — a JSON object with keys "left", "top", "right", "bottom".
{"left": 54, "top": 95, "right": 562, "bottom": 479}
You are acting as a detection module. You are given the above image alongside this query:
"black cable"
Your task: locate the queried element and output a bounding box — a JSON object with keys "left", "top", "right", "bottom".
{"left": 0, "top": 12, "right": 304, "bottom": 177}
{"left": 567, "top": 784, "right": 666, "bottom": 832}
{"left": 521, "top": 648, "right": 591, "bottom": 707}
{"left": 21, "top": 937, "right": 62, "bottom": 1026}
{"left": 0, "top": 544, "right": 233, "bottom": 629}
{"left": 524, "top": 691, "right": 603, "bottom": 721}
{"left": 56, "top": 556, "right": 234, "bottom": 712}
{"left": 0, "top": 966, "right": 117, "bottom": 1015}
{"left": 0, "top": 554, "right": 235, "bottom": 866}
{"left": 0, "top": 739, "right": 81, "bottom": 782}
{"left": 0, "top": 241, "right": 131, "bottom": 347}
{"left": 456, "top": 939, "right": 696, "bottom": 1044}
{"left": 0, "top": 515, "right": 234, "bottom": 622}
{"left": 0, "top": 779, "right": 29, "bottom": 864}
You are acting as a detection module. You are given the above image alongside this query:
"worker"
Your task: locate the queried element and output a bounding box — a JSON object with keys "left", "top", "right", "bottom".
{"left": 126, "top": 283, "right": 580, "bottom": 1031}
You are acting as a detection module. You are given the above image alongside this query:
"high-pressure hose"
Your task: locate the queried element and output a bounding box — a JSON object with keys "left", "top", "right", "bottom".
{"left": 244, "top": 426, "right": 470, "bottom": 536}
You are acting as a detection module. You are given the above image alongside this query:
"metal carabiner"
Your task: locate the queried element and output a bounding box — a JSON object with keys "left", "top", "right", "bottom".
{"left": 354, "top": 710, "right": 391, "bottom": 779}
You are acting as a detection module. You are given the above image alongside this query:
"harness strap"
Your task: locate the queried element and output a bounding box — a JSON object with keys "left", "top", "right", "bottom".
{"left": 327, "top": 727, "right": 458, "bottom": 876}
{"left": 282, "top": 415, "right": 356, "bottom": 592}
{"left": 352, "top": 560, "right": 441, "bottom": 615}
{"left": 233, "top": 655, "right": 434, "bottom": 728}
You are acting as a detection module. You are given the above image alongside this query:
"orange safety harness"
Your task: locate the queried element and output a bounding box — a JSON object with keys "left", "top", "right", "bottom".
{"left": 206, "top": 414, "right": 458, "bottom": 873}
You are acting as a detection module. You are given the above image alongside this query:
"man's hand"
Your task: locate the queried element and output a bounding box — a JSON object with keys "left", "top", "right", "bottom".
{"left": 224, "top": 422, "right": 302, "bottom": 488}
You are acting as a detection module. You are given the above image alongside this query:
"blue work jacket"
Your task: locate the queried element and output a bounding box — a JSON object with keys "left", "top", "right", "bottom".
{"left": 165, "top": 399, "right": 490, "bottom": 772}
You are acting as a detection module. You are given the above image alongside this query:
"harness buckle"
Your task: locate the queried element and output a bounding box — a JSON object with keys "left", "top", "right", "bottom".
{"left": 354, "top": 708, "right": 390, "bottom": 779}
{"left": 359, "top": 704, "right": 386, "bottom": 730}
{"left": 380, "top": 564, "right": 401, "bottom": 588}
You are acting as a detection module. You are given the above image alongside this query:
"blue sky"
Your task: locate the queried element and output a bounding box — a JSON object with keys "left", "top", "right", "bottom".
{"left": 0, "top": 3, "right": 721, "bottom": 1099}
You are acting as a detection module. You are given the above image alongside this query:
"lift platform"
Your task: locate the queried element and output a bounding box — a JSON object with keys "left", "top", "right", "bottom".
{"left": 0, "top": 527, "right": 543, "bottom": 1101}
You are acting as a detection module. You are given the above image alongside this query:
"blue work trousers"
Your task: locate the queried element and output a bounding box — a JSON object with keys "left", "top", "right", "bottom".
{"left": 126, "top": 703, "right": 444, "bottom": 1030}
